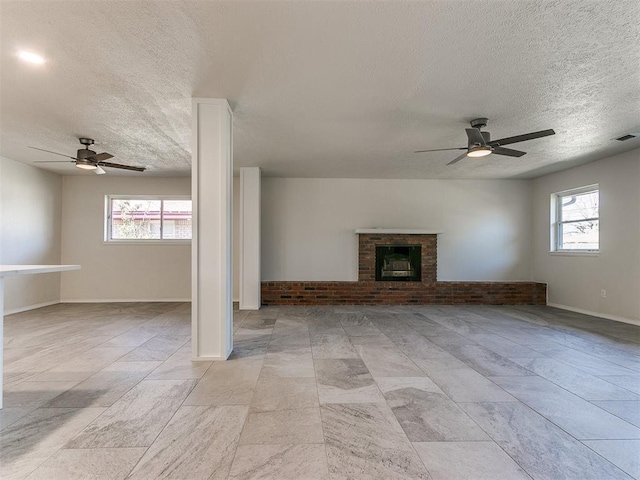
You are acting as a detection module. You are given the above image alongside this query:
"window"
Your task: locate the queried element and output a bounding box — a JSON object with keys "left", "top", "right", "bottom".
{"left": 551, "top": 185, "right": 599, "bottom": 252}
{"left": 106, "top": 196, "right": 192, "bottom": 242}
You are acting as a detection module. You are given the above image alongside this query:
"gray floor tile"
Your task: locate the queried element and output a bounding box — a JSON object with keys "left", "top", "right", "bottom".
{"left": 413, "top": 441, "right": 531, "bottom": 480}
{"left": 426, "top": 316, "right": 489, "bottom": 336}
{"left": 229, "top": 444, "right": 330, "bottom": 480}
{"left": 4, "top": 381, "right": 80, "bottom": 408}
{"left": 583, "top": 440, "right": 640, "bottom": 479}
{"left": 268, "top": 330, "right": 311, "bottom": 347}
{"left": 511, "top": 357, "right": 640, "bottom": 401}
{"left": 315, "top": 358, "right": 385, "bottom": 403}
{"left": 184, "top": 357, "right": 263, "bottom": 405}
{"left": 262, "top": 345, "right": 315, "bottom": 378}
{"left": 379, "top": 377, "right": 489, "bottom": 441}
{"left": 101, "top": 325, "right": 165, "bottom": 347}
{"left": 251, "top": 376, "right": 319, "bottom": 412}
{"left": 118, "top": 334, "right": 190, "bottom": 362}
{"left": 27, "top": 347, "right": 134, "bottom": 382}
{"left": 465, "top": 333, "right": 545, "bottom": 359}
{"left": 490, "top": 375, "right": 640, "bottom": 439}
{"left": 321, "top": 402, "right": 431, "bottom": 479}
{"left": 146, "top": 347, "right": 212, "bottom": 380}
{"left": 414, "top": 359, "right": 515, "bottom": 402}
{"left": 1, "top": 408, "right": 106, "bottom": 479}
{"left": 592, "top": 400, "right": 640, "bottom": 427}
{"left": 530, "top": 346, "right": 638, "bottom": 376}
{"left": 311, "top": 334, "right": 359, "bottom": 359}
{"left": 26, "top": 448, "right": 146, "bottom": 480}
{"left": 387, "top": 333, "right": 451, "bottom": 360}
{"left": 425, "top": 332, "right": 477, "bottom": 348}
{"left": 5, "top": 303, "right": 640, "bottom": 480}
{"left": 460, "top": 402, "right": 633, "bottom": 480}
{"left": 598, "top": 375, "right": 640, "bottom": 395}
{"left": 445, "top": 344, "right": 535, "bottom": 376}
{"left": 129, "top": 405, "right": 248, "bottom": 479}
{"left": 240, "top": 407, "right": 324, "bottom": 445}
{"left": 45, "top": 370, "right": 150, "bottom": 408}
{"left": 0, "top": 406, "right": 36, "bottom": 432}
{"left": 355, "top": 344, "right": 424, "bottom": 377}
{"left": 67, "top": 379, "right": 196, "bottom": 448}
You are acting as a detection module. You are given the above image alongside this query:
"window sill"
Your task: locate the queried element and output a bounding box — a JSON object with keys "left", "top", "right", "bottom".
{"left": 549, "top": 251, "right": 600, "bottom": 257}
{"left": 103, "top": 240, "right": 191, "bottom": 246}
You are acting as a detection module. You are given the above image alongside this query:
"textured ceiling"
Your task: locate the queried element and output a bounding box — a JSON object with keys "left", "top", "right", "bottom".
{"left": 1, "top": 0, "right": 639, "bottom": 179}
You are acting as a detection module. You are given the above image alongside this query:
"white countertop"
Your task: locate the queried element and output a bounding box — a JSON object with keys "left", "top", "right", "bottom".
{"left": 0, "top": 265, "right": 81, "bottom": 277}
{"left": 355, "top": 229, "right": 442, "bottom": 234}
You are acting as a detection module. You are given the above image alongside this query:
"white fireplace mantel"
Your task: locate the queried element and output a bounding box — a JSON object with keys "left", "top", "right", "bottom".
{"left": 355, "top": 228, "right": 442, "bottom": 235}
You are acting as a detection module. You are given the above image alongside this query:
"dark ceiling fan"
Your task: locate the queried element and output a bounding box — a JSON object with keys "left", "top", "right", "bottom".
{"left": 415, "top": 118, "right": 555, "bottom": 165}
{"left": 30, "top": 138, "right": 146, "bottom": 174}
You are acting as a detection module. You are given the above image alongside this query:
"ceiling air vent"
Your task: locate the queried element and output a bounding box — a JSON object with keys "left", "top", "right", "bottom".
{"left": 615, "top": 133, "right": 639, "bottom": 141}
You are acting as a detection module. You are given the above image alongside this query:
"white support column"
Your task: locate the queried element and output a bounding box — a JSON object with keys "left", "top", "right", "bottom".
{"left": 191, "top": 98, "right": 233, "bottom": 360}
{"left": 239, "top": 167, "right": 261, "bottom": 310}
{"left": 0, "top": 278, "right": 4, "bottom": 409}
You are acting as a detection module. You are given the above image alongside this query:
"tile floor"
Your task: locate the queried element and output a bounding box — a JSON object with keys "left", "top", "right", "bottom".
{"left": 2, "top": 302, "right": 640, "bottom": 479}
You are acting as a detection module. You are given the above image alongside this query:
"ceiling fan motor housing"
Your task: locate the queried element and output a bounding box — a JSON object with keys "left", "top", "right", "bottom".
{"left": 470, "top": 118, "right": 488, "bottom": 130}
{"left": 77, "top": 138, "right": 97, "bottom": 162}
{"left": 76, "top": 148, "right": 97, "bottom": 160}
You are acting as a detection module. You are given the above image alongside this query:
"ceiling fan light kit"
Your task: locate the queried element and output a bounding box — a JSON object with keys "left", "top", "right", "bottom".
{"left": 75, "top": 159, "right": 97, "bottom": 170}
{"left": 30, "top": 138, "right": 146, "bottom": 174}
{"left": 467, "top": 146, "right": 492, "bottom": 157}
{"left": 415, "top": 118, "right": 555, "bottom": 166}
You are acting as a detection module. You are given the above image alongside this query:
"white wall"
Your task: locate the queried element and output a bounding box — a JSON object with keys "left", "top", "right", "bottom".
{"left": 262, "top": 178, "right": 532, "bottom": 282}
{"left": 0, "top": 157, "right": 63, "bottom": 313}
{"left": 532, "top": 149, "right": 640, "bottom": 322}
{"left": 60, "top": 176, "right": 191, "bottom": 301}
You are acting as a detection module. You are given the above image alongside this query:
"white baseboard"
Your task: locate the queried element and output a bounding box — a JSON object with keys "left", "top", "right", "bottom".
{"left": 4, "top": 300, "right": 60, "bottom": 316}
{"left": 192, "top": 345, "right": 233, "bottom": 362}
{"left": 547, "top": 303, "right": 640, "bottom": 327}
{"left": 61, "top": 298, "right": 191, "bottom": 303}
{"left": 239, "top": 303, "right": 261, "bottom": 310}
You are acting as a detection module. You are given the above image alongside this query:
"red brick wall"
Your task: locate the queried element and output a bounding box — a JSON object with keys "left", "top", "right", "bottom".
{"left": 358, "top": 234, "right": 437, "bottom": 282}
{"left": 262, "top": 281, "right": 547, "bottom": 305}
{"left": 261, "top": 232, "right": 546, "bottom": 306}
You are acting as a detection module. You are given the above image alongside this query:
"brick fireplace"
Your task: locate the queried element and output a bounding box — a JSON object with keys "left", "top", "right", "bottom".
{"left": 261, "top": 229, "right": 546, "bottom": 306}
{"left": 358, "top": 233, "right": 437, "bottom": 282}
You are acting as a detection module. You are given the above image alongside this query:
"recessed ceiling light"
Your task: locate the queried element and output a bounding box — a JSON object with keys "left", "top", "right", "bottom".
{"left": 18, "top": 51, "right": 45, "bottom": 64}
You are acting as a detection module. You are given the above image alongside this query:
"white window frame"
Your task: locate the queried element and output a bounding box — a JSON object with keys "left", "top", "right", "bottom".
{"left": 105, "top": 195, "right": 192, "bottom": 245}
{"left": 550, "top": 184, "right": 599, "bottom": 254}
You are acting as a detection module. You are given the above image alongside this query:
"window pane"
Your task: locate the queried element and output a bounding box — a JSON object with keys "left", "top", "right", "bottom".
{"left": 162, "top": 200, "right": 192, "bottom": 239}
{"left": 559, "top": 219, "right": 599, "bottom": 250}
{"left": 560, "top": 191, "right": 598, "bottom": 222}
{"left": 111, "top": 199, "right": 161, "bottom": 239}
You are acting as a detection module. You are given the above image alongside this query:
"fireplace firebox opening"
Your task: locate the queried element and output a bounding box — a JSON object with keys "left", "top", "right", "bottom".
{"left": 375, "top": 245, "right": 421, "bottom": 282}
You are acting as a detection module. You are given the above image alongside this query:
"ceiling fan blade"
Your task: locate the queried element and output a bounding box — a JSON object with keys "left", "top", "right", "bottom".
{"left": 447, "top": 152, "right": 468, "bottom": 165}
{"left": 414, "top": 147, "right": 466, "bottom": 153}
{"left": 89, "top": 152, "right": 114, "bottom": 161}
{"left": 492, "top": 146, "right": 527, "bottom": 157}
{"left": 98, "top": 161, "right": 146, "bottom": 172}
{"left": 34, "top": 160, "right": 75, "bottom": 164}
{"left": 488, "top": 129, "right": 555, "bottom": 147}
{"left": 465, "top": 128, "right": 486, "bottom": 146}
{"left": 29, "top": 146, "right": 77, "bottom": 160}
